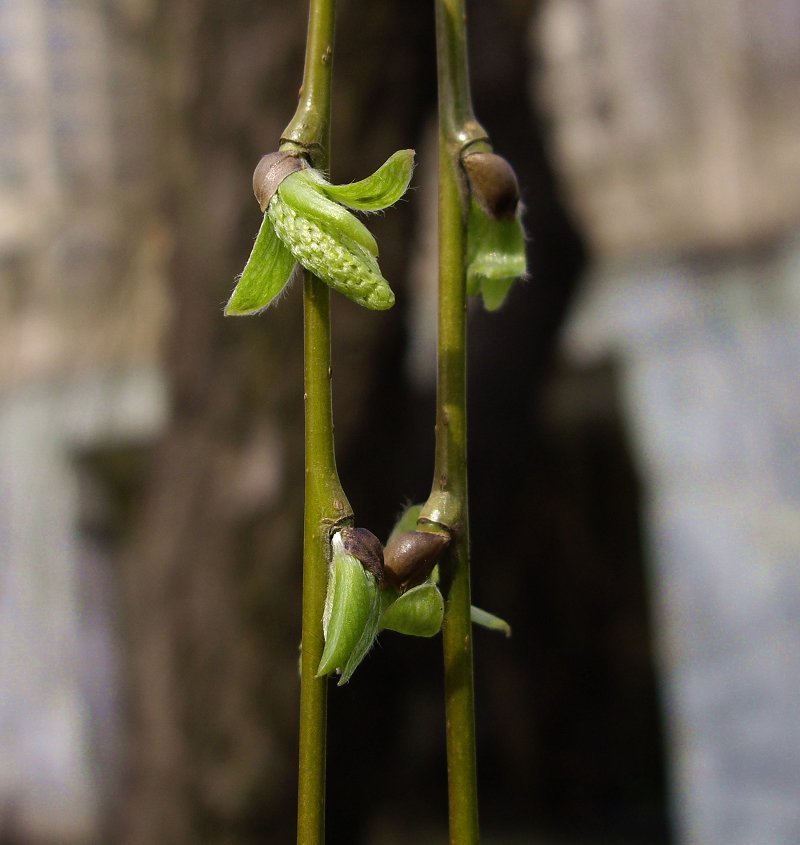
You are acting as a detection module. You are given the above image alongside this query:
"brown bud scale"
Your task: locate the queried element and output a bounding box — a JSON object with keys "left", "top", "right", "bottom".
{"left": 383, "top": 530, "right": 450, "bottom": 590}
{"left": 338, "top": 526, "right": 384, "bottom": 581}
{"left": 253, "top": 151, "right": 306, "bottom": 212}
{"left": 462, "top": 151, "right": 520, "bottom": 220}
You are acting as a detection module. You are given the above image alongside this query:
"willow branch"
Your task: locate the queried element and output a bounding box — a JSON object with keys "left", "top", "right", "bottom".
{"left": 280, "top": 2, "right": 352, "bottom": 843}
{"left": 421, "top": 0, "right": 481, "bottom": 841}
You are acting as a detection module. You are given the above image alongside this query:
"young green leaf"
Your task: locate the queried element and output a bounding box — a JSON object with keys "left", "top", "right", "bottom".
{"left": 337, "top": 588, "right": 381, "bottom": 685}
{"left": 466, "top": 196, "right": 526, "bottom": 311}
{"left": 470, "top": 605, "right": 512, "bottom": 638}
{"left": 317, "top": 533, "right": 380, "bottom": 678}
{"left": 380, "top": 581, "right": 444, "bottom": 637}
{"left": 225, "top": 213, "right": 297, "bottom": 316}
{"left": 310, "top": 149, "right": 415, "bottom": 212}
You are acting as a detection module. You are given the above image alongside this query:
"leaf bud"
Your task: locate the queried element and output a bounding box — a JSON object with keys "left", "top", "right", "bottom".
{"left": 462, "top": 151, "right": 520, "bottom": 221}
{"left": 383, "top": 530, "right": 450, "bottom": 590}
{"left": 252, "top": 151, "right": 306, "bottom": 212}
{"left": 317, "top": 531, "right": 381, "bottom": 683}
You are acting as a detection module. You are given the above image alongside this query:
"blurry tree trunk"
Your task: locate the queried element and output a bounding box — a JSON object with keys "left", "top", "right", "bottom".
{"left": 116, "top": 1, "right": 584, "bottom": 843}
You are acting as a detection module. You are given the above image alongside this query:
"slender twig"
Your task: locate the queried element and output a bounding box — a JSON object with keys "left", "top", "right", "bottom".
{"left": 280, "top": 2, "right": 352, "bottom": 843}
{"left": 433, "top": 0, "right": 488, "bottom": 152}
{"left": 421, "top": 0, "right": 482, "bottom": 841}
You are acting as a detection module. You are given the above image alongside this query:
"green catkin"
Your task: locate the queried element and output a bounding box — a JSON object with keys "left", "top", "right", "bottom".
{"left": 268, "top": 193, "right": 395, "bottom": 311}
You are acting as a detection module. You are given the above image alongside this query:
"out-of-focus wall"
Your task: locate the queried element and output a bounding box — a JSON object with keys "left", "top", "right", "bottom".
{"left": 0, "top": 1, "right": 167, "bottom": 840}
{"left": 0, "top": 0, "right": 168, "bottom": 388}
{"left": 563, "top": 242, "right": 800, "bottom": 845}
{"left": 537, "top": 0, "right": 800, "bottom": 256}
{"left": 536, "top": 1, "right": 800, "bottom": 843}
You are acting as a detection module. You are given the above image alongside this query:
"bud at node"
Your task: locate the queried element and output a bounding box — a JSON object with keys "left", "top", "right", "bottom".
{"left": 462, "top": 151, "right": 520, "bottom": 220}
{"left": 383, "top": 530, "right": 450, "bottom": 590}
{"left": 338, "top": 526, "right": 385, "bottom": 581}
{"left": 252, "top": 151, "right": 306, "bottom": 212}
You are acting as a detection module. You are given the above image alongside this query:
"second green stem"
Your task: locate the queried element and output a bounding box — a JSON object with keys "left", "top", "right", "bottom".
{"left": 428, "top": 0, "right": 481, "bottom": 841}
{"left": 436, "top": 132, "right": 480, "bottom": 844}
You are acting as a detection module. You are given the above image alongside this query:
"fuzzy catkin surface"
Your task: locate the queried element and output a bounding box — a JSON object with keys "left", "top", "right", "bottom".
{"left": 268, "top": 193, "right": 395, "bottom": 310}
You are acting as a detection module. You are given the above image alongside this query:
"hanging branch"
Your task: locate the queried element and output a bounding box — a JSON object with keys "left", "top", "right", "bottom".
{"left": 282, "top": 1, "right": 349, "bottom": 842}
{"left": 422, "top": 0, "right": 525, "bottom": 840}
{"left": 227, "top": 1, "right": 416, "bottom": 836}
{"left": 226, "top": 0, "right": 523, "bottom": 838}
{"left": 421, "top": 0, "right": 484, "bottom": 841}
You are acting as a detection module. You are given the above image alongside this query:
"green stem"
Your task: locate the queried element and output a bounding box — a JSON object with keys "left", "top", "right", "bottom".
{"left": 281, "top": 2, "right": 352, "bottom": 844}
{"left": 297, "top": 271, "right": 350, "bottom": 845}
{"left": 433, "top": 0, "right": 489, "bottom": 151}
{"left": 437, "top": 134, "right": 479, "bottom": 845}
{"left": 282, "top": 0, "right": 336, "bottom": 162}
{"left": 422, "top": 0, "right": 481, "bottom": 841}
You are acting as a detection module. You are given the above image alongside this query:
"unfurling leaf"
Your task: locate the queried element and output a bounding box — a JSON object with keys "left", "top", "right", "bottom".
{"left": 310, "top": 149, "right": 415, "bottom": 212}
{"left": 317, "top": 532, "right": 380, "bottom": 682}
{"left": 466, "top": 195, "right": 526, "bottom": 311}
{"left": 380, "top": 582, "right": 444, "bottom": 637}
{"left": 224, "top": 214, "right": 297, "bottom": 315}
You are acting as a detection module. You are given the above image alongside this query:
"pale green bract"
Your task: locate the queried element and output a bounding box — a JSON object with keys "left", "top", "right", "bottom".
{"left": 466, "top": 195, "right": 527, "bottom": 311}
{"left": 380, "top": 581, "right": 443, "bottom": 637}
{"left": 225, "top": 149, "right": 414, "bottom": 315}
{"left": 317, "top": 532, "right": 381, "bottom": 685}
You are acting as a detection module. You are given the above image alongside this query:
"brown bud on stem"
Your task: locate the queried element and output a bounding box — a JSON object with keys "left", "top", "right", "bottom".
{"left": 383, "top": 530, "right": 450, "bottom": 590}
{"left": 338, "top": 526, "right": 385, "bottom": 582}
{"left": 462, "top": 151, "right": 520, "bottom": 220}
{"left": 252, "top": 151, "right": 306, "bottom": 212}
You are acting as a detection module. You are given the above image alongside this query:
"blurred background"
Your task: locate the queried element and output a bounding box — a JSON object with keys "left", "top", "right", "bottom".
{"left": 1, "top": 0, "right": 799, "bottom": 843}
